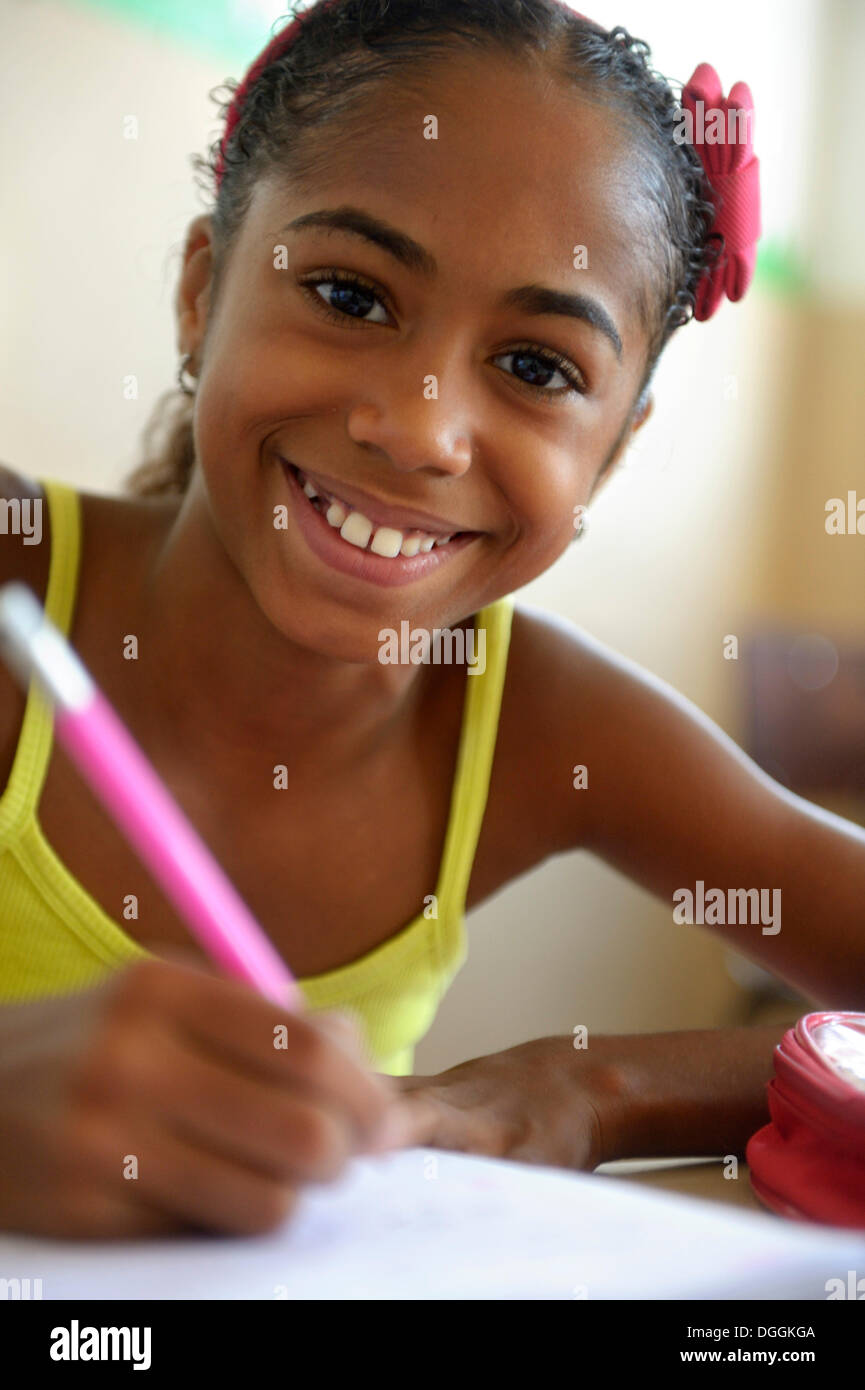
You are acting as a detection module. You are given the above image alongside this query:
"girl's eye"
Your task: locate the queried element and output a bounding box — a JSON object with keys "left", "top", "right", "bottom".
{"left": 492, "top": 347, "right": 586, "bottom": 398}
{"left": 299, "top": 271, "right": 390, "bottom": 326}
{"left": 298, "top": 272, "right": 587, "bottom": 398}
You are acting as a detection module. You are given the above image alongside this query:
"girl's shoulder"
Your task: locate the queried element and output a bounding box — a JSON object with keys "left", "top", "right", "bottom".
{"left": 487, "top": 603, "right": 619, "bottom": 863}
{"left": 491, "top": 601, "right": 724, "bottom": 863}
{"left": 0, "top": 465, "right": 63, "bottom": 793}
{"left": 0, "top": 464, "right": 178, "bottom": 619}
{"left": 0, "top": 465, "right": 176, "bottom": 585}
{"left": 0, "top": 465, "right": 177, "bottom": 790}
{"left": 471, "top": 601, "right": 637, "bottom": 900}
{"left": 0, "top": 464, "right": 51, "bottom": 599}
{"left": 495, "top": 598, "right": 803, "bottom": 895}
{"left": 0, "top": 467, "right": 66, "bottom": 745}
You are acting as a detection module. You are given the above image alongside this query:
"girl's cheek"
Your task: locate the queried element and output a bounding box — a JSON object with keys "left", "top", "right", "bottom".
{"left": 499, "top": 514, "right": 583, "bottom": 590}
{"left": 525, "top": 470, "right": 589, "bottom": 547}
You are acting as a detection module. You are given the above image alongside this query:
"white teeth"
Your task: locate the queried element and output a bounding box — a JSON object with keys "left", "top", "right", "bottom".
{"left": 340, "top": 511, "right": 374, "bottom": 549}
{"left": 370, "top": 526, "right": 403, "bottom": 558}
{"left": 297, "top": 469, "right": 458, "bottom": 558}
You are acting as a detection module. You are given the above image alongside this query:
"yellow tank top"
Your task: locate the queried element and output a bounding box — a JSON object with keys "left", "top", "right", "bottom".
{"left": 0, "top": 478, "right": 514, "bottom": 1075}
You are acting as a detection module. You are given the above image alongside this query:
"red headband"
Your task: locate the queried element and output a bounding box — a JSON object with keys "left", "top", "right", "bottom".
{"left": 215, "top": 0, "right": 760, "bottom": 323}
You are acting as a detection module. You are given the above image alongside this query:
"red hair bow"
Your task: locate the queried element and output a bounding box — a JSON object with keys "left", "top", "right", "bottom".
{"left": 682, "top": 63, "right": 762, "bottom": 321}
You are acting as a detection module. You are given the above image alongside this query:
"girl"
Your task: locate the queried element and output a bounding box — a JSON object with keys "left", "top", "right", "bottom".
{"left": 1, "top": 0, "right": 863, "bottom": 1240}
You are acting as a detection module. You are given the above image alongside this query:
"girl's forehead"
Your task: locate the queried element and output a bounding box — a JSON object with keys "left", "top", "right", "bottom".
{"left": 286, "top": 49, "right": 643, "bottom": 223}
{"left": 238, "top": 53, "right": 658, "bottom": 356}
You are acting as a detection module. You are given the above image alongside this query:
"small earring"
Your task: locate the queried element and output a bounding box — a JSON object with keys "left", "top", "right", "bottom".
{"left": 177, "top": 354, "right": 197, "bottom": 396}
{"left": 573, "top": 505, "right": 590, "bottom": 539}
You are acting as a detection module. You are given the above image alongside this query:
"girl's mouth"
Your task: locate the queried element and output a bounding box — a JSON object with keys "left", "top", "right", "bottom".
{"left": 280, "top": 459, "right": 479, "bottom": 589}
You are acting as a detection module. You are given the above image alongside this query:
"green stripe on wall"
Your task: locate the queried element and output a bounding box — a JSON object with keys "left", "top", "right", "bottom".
{"left": 69, "top": 0, "right": 297, "bottom": 64}
{"left": 755, "top": 239, "right": 812, "bottom": 297}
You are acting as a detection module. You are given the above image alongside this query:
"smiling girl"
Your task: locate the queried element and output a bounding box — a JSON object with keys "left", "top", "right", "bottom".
{"left": 1, "top": 0, "right": 864, "bottom": 1239}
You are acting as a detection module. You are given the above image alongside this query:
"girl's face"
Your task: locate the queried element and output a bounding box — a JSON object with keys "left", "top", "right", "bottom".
{"left": 180, "top": 50, "right": 657, "bottom": 661}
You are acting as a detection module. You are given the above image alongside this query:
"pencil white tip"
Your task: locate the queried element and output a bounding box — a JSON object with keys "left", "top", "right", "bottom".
{"left": 0, "top": 582, "right": 93, "bottom": 710}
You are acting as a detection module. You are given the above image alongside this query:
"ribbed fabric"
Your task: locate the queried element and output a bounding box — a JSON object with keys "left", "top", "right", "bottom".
{"left": 0, "top": 477, "right": 514, "bottom": 1075}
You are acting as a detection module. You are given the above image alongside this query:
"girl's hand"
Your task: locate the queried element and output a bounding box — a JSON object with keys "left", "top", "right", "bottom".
{"left": 392, "top": 1028, "right": 785, "bottom": 1171}
{"left": 391, "top": 1038, "right": 615, "bottom": 1171}
{"left": 0, "top": 957, "right": 408, "bottom": 1239}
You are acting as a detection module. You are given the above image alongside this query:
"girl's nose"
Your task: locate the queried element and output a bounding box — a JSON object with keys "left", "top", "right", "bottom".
{"left": 345, "top": 390, "right": 473, "bottom": 480}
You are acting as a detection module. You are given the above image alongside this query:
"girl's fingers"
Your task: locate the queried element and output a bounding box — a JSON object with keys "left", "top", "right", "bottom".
{"left": 314, "top": 1009, "right": 367, "bottom": 1058}
{"left": 382, "top": 1075, "right": 472, "bottom": 1148}
{"left": 375, "top": 1085, "right": 528, "bottom": 1159}
{"left": 390, "top": 1073, "right": 432, "bottom": 1093}
{"left": 378, "top": 1092, "right": 465, "bottom": 1150}
{"left": 115, "top": 961, "right": 391, "bottom": 1148}
{"left": 361, "top": 1096, "right": 433, "bottom": 1154}
{"left": 131, "top": 1126, "right": 301, "bottom": 1235}
{"left": 51, "top": 1190, "right": 192, "bottom": 1243}
{"left": 69, "top": 1104, "right": 300, "bottom": 1236}
{"left": 143, "top": 1022, "right": 355, "bottom": 1182}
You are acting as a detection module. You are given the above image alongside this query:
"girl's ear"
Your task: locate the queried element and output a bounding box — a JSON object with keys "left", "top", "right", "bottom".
{"left": 632, "top": 389, "right": 654, "bottom": 433}
{"left": 175, "top": 214, "right": 215, "bottom": 361}
{"left": 622, "top": 388, "right": 654, "bottom": 454}
{"left": 592, "top": 390, "right": 655, "bottom": 497}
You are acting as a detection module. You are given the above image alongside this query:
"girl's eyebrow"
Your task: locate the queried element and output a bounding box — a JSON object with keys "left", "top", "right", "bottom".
{"left": 278, "top": 205, "right": 624, "bottom": 361}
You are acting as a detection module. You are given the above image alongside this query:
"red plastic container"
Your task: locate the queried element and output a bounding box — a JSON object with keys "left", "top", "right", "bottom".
{"left": 747, "top": 1012, "right": 865, "bottom": 1228}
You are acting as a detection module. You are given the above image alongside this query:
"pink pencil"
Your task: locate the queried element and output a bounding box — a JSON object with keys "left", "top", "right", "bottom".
{"left": 0, "top": 582, "right": 299, "bottom": 1009}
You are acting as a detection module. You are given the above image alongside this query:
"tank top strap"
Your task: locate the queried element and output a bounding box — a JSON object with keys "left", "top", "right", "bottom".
{"left": 434, "top": 594, "right": 515, "bottom": 929}
{"left": 0, "top": 478, "right": 82, "bottom": 841}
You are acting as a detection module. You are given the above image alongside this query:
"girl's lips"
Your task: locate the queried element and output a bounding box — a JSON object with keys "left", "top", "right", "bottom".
{"left": 289, "top": 462, "right": 463, "bottom": 538}
{"left": 280, "top": 458, "right": 478, "bottom": 589}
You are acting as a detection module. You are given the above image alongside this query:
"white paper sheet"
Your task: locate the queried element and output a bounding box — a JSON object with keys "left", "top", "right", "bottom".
{"left": 1, "top": 1148, "right": 862, "bottom": 1300}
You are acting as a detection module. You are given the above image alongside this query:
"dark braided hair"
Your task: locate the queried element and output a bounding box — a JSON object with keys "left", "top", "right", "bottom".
{"left": 127, "top": 0, "right": 717, "bottom": 497}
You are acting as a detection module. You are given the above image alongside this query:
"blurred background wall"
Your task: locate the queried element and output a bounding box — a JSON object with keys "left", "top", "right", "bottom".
{"left": 1, "top": 0, "right": 862, "bottom": 1071}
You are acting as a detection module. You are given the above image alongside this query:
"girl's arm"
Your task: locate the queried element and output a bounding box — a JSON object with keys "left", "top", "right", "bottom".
{"left": 397, "top": 605, "right": 865, "bottom": 1166}
{"left": 397, "top": 1025, "right": 784, "bottom": 1167}
{"left": 506, "top": 604, "right": 865, "bottom": 1006}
